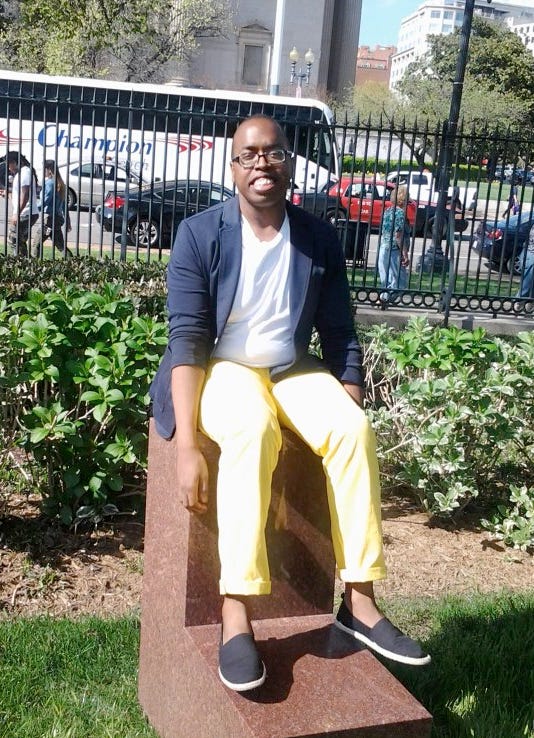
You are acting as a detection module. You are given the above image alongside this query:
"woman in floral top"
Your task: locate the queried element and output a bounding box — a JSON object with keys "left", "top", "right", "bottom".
{"left": 377, "top": 185, "right": 410, "bottom": 307}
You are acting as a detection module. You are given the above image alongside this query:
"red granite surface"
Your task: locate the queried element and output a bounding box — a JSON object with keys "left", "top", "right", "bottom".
{"left": 138, "top": 420, "right": 432, "bottom": 738}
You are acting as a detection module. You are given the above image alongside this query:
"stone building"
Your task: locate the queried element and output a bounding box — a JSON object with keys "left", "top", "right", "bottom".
{"left": 355, "top": 45, "right": 396, "bottom": 87}
{"left": 390, "top": 0, "right": 534, "bottom": 90}
{"left": 172, "top": 0, "right": 362, "bottom": 97}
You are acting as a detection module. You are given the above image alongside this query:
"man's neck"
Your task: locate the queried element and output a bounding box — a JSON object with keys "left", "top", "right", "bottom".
{"left": 238, "top": 199, "right": 286, "bottom": 241}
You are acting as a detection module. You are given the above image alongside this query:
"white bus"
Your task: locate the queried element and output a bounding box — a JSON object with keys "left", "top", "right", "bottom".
{"left": 0, "top": 70, "right": 339, "bottom": 211}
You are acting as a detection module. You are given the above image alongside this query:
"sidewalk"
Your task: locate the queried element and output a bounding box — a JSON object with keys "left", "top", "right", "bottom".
{"left": 355, "top": 304, "right": 534, "bottom": 336}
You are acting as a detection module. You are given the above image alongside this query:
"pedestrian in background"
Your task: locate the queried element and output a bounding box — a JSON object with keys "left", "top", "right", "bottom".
{"left": 34, "top": 160, "right": 72, "bottom": 257}
{"left": 517, "top": 224, "right": 534, "bottom": 310}
{"left": 1, "top": 151, "right": 39, "bottom": 256}
{"left": 377, "top": 185, "right": 410, "bottom": 307}
{"left": 502, "top": 179, "right": 520, "bottom": 218}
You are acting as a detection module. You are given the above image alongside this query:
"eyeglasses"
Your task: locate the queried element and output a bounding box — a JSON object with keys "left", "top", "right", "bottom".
{"left": 231, "top": 149, "right": 293, "bottom": 168}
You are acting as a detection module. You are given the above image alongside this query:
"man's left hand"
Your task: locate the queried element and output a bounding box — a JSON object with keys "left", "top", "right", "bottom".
{"left": 342, "top": 382, "right": 364, "bottom": 407}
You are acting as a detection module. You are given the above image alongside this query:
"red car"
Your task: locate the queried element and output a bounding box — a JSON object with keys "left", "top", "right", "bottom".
{"left": 330, "top": 176, "right": 416, "bottom": 229}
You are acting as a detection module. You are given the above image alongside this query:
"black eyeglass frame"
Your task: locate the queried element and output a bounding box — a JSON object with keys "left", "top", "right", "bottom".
{"left": 231, "top": 149, "right": 294, "bottom": 168}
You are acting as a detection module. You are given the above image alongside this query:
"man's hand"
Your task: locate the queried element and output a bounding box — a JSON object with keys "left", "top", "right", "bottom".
{"left": 176, "top": 446, "right": 209, "bottom": 514}
{"left": 342, "top": 382, "right": 365, "bottom": 408}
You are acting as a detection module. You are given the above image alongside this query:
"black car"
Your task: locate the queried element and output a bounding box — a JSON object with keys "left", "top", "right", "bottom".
{"left": 97, "top": 180, "right": 234, "bottom": 248}
{"left": 470, "top": 213, "right": 534, "bottom": 275}
{"left": 290, "top": 179, "right": 344, "bottom": 224}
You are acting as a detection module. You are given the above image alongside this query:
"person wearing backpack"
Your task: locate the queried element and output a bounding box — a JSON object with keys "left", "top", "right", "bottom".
{"left": 2, "top": 151, "right": 39, "bottom": 256}
{"left": 34, "top": 160, "right": 72, "bottom": 258}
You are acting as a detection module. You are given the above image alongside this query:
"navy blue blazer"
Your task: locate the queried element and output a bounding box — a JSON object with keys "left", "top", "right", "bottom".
{"left": 150, "top": 196, "right": 363, "bottom": 439}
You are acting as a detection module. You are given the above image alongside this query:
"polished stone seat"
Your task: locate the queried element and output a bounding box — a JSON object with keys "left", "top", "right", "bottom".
{"left": 138, "top": 419, "right": 432, "bottom": 738}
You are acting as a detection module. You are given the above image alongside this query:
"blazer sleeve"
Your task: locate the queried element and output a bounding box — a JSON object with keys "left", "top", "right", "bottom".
{"left": 166, "top": 218, "right": 216, "bottom": 369}
{"left": 313, "top": 224, "right": 364, "bottom": 387}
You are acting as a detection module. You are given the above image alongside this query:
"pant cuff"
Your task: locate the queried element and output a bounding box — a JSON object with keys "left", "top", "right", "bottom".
{"left": 337, "top": 565, "right": 387, "bottom": 583}
{"left": 219, "top": 579, "right": 271, "bottom": 596}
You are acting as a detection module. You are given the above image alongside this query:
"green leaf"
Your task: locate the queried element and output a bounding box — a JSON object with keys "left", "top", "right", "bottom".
{"left": 30, "top": 427, "right": 50, "bottom": 444}
{"left": 93, "top": 403, "right": 108, "bottom": 422}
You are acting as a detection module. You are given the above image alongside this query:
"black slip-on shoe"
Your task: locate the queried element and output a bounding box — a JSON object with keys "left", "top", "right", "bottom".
{"left": 218, "top": 633, "right": 266, "bottom": 692}
{"left": 335, "top": 596, "right": 431, "bottom": 667}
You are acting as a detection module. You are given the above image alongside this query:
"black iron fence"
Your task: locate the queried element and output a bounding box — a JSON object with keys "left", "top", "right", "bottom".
{"left": 1, "top": 75, "right": 533, "bottom": 317}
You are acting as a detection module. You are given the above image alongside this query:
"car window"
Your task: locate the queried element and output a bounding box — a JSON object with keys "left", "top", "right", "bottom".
{"left": 205, "top": 188, "right": 226, "bottom": 204}
{"left": 412, "top": 174, "right": 429, "bottom": 186}
{"left": 73, "top": 163, "right": 95, "bottom": 178}
{"left": 186, "top": 187, "right": 209, "bottom": 206}
{"left": 349, "top": 184, "right": 371, "bottom": 198}
{"left": 163, "top": 186, "right": 186, "bottom": 201}
{"left": 104, "top": 165, "right": 128, "bottom": 182}
{"left": 375, "top": 185, "right": 387, "bottom": 199}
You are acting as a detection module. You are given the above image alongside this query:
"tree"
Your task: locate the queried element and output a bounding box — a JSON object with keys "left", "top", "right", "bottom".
{"left": 334, "top": 17, "right": 534, "bottom": 168}
{"left": 397, "top": 16, "right": 534, "bottom": 131}
{"left": 0, "top": 0, "right": 231, "bottom": 82}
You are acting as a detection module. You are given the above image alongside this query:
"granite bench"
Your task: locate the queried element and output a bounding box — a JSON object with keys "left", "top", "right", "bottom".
{"left": 138, "top": 418, "right": 431, "bottom": 738}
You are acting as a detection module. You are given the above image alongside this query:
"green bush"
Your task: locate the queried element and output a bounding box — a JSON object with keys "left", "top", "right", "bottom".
{"left": 0, "top": 254, "right": 167, "bottom": 313}
{"left": 1, "top": 280, "right": 167, "bottom": 525}
{"left": 481, "top": 485, "right": 534, "bottom": 551}
{"left": 2, "top": 258, "right": 533, "bottom": 549}
{"left": 341, "top": 156, "right": 417, "bottom": 175}
{"left": 363, "top": 318, "right": 534, "bottom": 544}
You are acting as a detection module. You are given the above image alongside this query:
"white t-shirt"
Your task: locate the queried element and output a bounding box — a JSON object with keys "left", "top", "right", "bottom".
{"left": 213, "top": 214, "right": 294, "bottom": 368}
{"left": 12, "top": 166, "right": 39, "bottom": 218}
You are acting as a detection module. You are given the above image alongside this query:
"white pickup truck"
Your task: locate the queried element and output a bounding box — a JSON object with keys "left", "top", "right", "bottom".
{"left": 386, "top": 169, "right": 478, "bottom": 234}
{"left": 386, "top": 170, "right": 478, "bottom": 212}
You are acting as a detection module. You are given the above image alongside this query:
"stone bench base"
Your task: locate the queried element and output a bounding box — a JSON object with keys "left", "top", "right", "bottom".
{"left": 138, "top": 419, "right": 432, "bottom": 737}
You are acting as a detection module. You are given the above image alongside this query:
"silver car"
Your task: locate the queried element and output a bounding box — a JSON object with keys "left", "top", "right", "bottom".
{"left": 58, "top": 161, "right": 142, "bottom": 210}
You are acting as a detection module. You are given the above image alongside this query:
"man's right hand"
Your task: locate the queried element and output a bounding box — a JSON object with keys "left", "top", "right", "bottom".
{"left": 176, "top": 446, "right": 209, "bottom": 514}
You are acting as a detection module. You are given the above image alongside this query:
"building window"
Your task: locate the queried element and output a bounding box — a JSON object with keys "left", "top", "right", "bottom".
{"left": 431, "top": 10, "right": 440, "bottom": 18}
{"left": 237, "top": 24, "right": 272, "bottom": 90}
{"left": 444, "top": 11, "right": 454, "bottom": 20}
{"left": 242, "top": 45, "right": 263, "bottom": 86}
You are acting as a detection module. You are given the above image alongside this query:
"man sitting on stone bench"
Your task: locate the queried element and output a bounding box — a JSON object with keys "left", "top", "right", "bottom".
{"left": 149, "top": 114, "right": 431, "bottom": 692}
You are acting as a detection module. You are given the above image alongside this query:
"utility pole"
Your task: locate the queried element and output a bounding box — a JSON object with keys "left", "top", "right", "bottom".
{"left": 270, "top": 0, "right": 286, "bottom": 95}
{"left": 420, "top": 0, "right": 488, "bottom": 281}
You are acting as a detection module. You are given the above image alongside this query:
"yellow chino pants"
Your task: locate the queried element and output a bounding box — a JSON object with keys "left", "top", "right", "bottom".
{"left": 198, "top": 360, "right": 386, "bottom": 596}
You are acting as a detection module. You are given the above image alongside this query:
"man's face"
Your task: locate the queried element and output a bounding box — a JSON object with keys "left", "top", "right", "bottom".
{"left": 230, "top": 118, "right": 292, "bottom": 212}
{"left": 7, "top": 160, "right": 18, "bottom": 175}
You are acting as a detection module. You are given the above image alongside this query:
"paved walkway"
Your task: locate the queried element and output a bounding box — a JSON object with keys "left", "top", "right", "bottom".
{"left": 356, "top": 304, "right": 534, "bottom": 336}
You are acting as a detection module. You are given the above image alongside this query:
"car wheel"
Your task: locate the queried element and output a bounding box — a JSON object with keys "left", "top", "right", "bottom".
{"left": 326, "top": 209, "right": 344, "bottom": 226}
{"left": 129, "top": 218, "right": 160, "bottom": 248}
{"left": 67, "top": 188, "right": 77, "bottom": 209}
{"left": 507, "top": 253, "right": 523, "bottom": 277}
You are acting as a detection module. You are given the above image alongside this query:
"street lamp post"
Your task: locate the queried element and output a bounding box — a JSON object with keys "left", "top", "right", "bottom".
{"left": 418, "top": 0, "right": 489, "bottom": 294}
{"left": 289, "top": 47, "right": 315, "bottom": 97}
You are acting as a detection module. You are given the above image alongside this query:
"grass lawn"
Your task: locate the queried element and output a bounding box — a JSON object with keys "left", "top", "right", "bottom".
{"left": 36, "top": 244, "right": 170, "bottom": 264}
{"left": 0, "top": 592, "right": 532, "bottom": 738}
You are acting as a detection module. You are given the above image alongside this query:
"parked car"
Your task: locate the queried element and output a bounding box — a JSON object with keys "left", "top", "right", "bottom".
{"left": 97, "top": 179, "right": 233, "bottom": 248}
{"left": 470, "top": 213, "right": 534, "bottom": 275}
{"left": 290, "top": 179, "right": 342, "bottom": 223}
{"left": 59, "top": 161, "right": 142, "bottom": 210}
{"left": 292, "top": 176, "right": 417, "bottom": 230}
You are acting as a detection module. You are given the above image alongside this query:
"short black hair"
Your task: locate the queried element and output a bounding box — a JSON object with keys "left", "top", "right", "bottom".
{"left": 231, "top": 115, "right": 289, "bottom": 157}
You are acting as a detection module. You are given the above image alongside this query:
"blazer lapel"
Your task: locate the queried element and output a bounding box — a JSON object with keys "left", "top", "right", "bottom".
{"left": 216, "top": 197, "right": 242, "bottom": 338}
{"left": 287, "top": 205, "right": 313, "bottom": 322}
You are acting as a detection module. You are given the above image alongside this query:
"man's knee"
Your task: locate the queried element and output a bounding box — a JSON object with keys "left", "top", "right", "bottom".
{"left": 334, "top": 407, "right": 377, "bottom": 452}
{"left": 237, "top": 407, "right": 281, "bottom": 448}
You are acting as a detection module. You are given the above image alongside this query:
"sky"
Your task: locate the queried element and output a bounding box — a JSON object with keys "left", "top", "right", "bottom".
{"left": 359, "top": 0, "right": 419, "bottom": 47}
{"left": 359, "top": 0, "right": 534, "bottom": 48}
